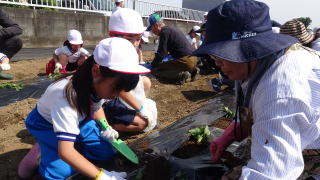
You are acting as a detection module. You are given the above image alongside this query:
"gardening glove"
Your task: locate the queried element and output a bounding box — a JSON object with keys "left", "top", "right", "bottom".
{"left": 54, "top": 62, "right": 62, "bottom": 73}
{"left": 101, "top": 125, "right": 119, "bottom": 142}
{"left": 210, "top": 122, "right": 243, "bottom": 163}
{"left": 0, "top": 63, "right": 10, "bottom": 71}
{"left": 96, "top": 169, "right": 127, "bottom": 180}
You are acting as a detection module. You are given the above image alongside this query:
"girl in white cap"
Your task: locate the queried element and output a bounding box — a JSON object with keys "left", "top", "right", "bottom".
{"left": 46, "top": 29, "right": 90, "bottom": 75}
{"left": 186, "top": 25, "right": 201, "bottom": 50}
{"left": 105, "top": 8, "right": 157, "bottom": 133}
{"left": 18, "top": 37, "right": 150, "bottom": 180}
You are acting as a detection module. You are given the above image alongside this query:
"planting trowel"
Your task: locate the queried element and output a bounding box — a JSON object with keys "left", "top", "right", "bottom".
{"left": 0, "top": 72, "right": 13, "bottom": 80}
{"left": 98, "top": 118, "right": 139, "bottom": 164}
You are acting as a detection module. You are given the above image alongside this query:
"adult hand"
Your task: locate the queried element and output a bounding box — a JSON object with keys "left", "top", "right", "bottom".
{"left": 96, "top": 169, "right": 127, "bottom": 180}
{"left": 101, "top": 126, "right": 119, "bottom": 142}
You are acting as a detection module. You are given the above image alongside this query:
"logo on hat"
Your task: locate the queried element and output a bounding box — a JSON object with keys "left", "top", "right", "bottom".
{"left": 232, "top": 31, "right": 257, "bottom": 40}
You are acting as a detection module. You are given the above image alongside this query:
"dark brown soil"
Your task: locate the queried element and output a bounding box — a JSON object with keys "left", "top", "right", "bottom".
{"left": 172, "top": 140, "right": 209, "bottom": 159}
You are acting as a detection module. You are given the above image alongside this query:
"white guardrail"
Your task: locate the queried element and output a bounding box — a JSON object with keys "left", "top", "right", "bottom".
{"left": 0, "top": 0, "right": 205, "bottom": 22}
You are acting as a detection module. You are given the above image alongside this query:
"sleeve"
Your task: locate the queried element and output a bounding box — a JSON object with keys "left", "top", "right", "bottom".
{"left": 54, "top": 47, "right": 64, "bottom": 56}
{"left": 0, "top": 8, "right": 22, "bottom": 40}
{"left": 151, "top": 30, "right": 169, "bottom": 67}
{"left": 240, "top": 98, "right": 313, "bottom": 179}
{"left": 80, "top": 48, "right": 90, "bottom": 57}
{"left": 50, "top": 99, "right": 82, "bottom": 142}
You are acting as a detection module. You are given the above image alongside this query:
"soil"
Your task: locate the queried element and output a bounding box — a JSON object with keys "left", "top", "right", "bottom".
{"left": 0, "top": 51, "right": 222, "bottom": 179}
{"left": 172, "top": 140, "right": 209, "bottom": 159}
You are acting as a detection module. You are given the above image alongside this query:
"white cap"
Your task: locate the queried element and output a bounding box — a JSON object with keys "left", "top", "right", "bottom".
{"left": 115, "top": 0, "right": 124, "bottom": 2}
{"left": 192, "top": 25, "right": 201, "bottom": 36}
{"left": 204, "top": 12, "right": 208, "bottom": 16}
{"left": 141, "top": 30, "right": 150, "bottom": 43}
{"left": 93, "top": 37, "right": 150, "bottom": 74}
{"left": 109, "top": 8, "right": 145, "bottom": 34}
{"left": 67, "top": 29, "right": 83, "bottom": 44}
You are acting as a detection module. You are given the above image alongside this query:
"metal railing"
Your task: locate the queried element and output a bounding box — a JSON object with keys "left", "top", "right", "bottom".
{"left": 0, "top": 0, "right": 205, "bottom": 22}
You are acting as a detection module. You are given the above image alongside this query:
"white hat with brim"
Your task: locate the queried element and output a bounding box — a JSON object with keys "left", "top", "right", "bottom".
{"left": 67, "top": 29, "right": 83, "bottom": 44}
{"left": 94, "top": 37, "right": 150, "bottom": 74}
{"left": 109, "top": 8, "right": 145, "bottom": 35}
{"left": 115, "top": 0, "right": 124, "bottom": 2}
{"left": 192, "top": 26, "right": 201, "bottom": 36}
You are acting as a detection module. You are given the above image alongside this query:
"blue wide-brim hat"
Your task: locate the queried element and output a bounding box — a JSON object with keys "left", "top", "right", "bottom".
{"left": 193, "top": 0, "right": 298, "bottom": 63}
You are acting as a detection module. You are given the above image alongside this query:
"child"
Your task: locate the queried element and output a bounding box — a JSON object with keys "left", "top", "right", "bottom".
{"left": 185, "top": 25, "right": 201, "bottom": 50}
{"left": 105, "top": 8, "right": 157, "bottom": 133}
{"left": 18, "top": 37, "right": 150, "bottom": 179}
{"left": 46, "top": 29, "right": 90, "bottom": 75}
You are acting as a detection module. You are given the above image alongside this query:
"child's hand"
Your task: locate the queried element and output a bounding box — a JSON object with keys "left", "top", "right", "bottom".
{"left": 96, "top": 169, "right": 127, "bottom": 180}
{"left": 101, "top": 126, "right": 119, "bottom": 142}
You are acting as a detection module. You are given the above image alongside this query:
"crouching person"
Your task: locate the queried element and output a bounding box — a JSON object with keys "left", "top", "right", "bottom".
{"left": 18, "top": 37, "right": 150, "bottom": 179}
{"left": 194, "top": 0, "right": 320, "bottom": 179}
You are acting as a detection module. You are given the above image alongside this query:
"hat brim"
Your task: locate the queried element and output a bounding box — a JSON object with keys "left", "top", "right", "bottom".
{"left": 109, "top": 64, "right": 150, "bottom": 74}
{"left": 193, "top": 30, "right": 298, "bottom": 63}
{"left": 141, "top": 36, "right": 149, "bottom": 43}
{"left": 69, "top": 40, "right": 83, "bottom": 45}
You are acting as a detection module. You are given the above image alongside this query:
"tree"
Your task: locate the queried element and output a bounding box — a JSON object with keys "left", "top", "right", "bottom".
{"left": 296, "top": 17, "right": 312, "bottom": 28}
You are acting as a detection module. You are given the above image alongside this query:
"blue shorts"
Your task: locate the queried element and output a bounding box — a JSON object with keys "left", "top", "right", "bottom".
{"left": 26, "top": 108, "right": 117, "bottom": 180}
{"left": 103, "top": 98, "right": 136, "bottom": 126}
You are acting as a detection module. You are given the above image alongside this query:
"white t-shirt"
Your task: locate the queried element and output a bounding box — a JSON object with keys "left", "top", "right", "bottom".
{"left": 119, "top": 75, "right": 145, "bottom": 110}
{"left": 312, "top": 38, "right": 320, "bottom": 51}
{"left": 37, "top": 78, "right": 105, "bottom": 142}
{"left": 112, "top": 6, "right": 121, "bottom": 13}
{"left": 55, "top": 46, "right": 90, "bottom": 63}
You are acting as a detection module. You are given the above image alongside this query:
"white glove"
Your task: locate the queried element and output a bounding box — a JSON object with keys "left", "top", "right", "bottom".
{"left": 96, "top": 169, "right": 127, "bottom": 180}
{"left": 101, "top": 126, "right": 119, "bottom": 142}
{"left": 0, "top": 63, "right": 10, "bottom": 71}
{"left": 55, "top": 62, "right": 62, "bottom": 69}
{"left": 137, "top": 105, "right": 150, "bottom": 120}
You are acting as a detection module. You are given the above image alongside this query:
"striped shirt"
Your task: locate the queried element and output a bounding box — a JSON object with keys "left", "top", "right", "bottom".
{"left": 240, "top": 47, "right": 320, "bottom": 179}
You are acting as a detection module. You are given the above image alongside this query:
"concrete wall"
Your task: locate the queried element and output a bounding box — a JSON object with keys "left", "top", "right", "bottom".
{"left": 2, "top": 7, "right": 200, "bottom": 48}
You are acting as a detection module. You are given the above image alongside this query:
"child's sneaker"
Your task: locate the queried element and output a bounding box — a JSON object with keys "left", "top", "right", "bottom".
{"left": 18, "top": 143, "right": 40, "bottom": 179}
{"left": 191, "top": 67, "right": 200, "bottom": 82}
{"left": 208, "top": 78, "right": 222, "bottom": 92}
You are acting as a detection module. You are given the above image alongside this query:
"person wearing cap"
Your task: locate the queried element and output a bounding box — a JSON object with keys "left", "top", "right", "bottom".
{"left": 0, "top": 8, "right": 23, "bottom": 71}
{"left": 186, "top": 25, "right": 201, "bottom": 50}
{"left": 46, "top": 29, "right": 90, "bottom": 75}
{"left": 193, "top": 0, "right": 320, "bottom": 179}
{"left": 203, "top": 12, "right": 208, "bottom": 23}
{"left": 147, "top": 13, "right": 199, "bottom": 85}
{"left": 17, "top": 37, "right": 150, "bottom": 179}
{"left": 138, "top": 30, "right": 150, "bottom": 63}
{"left": 112, "top": 0, "right": 124, "bottom": 14}
{"left": 105, "top": 8, "right": 157, "bottom": 133}
{"left": 280, "top": 19, "right": 315, "bottom": 47}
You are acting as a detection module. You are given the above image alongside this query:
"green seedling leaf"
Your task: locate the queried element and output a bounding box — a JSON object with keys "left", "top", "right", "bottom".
{"left": 48, "top": 72, "right": 62, "bottom": 79}
{"left": 220, "top": 106, "right": 235, "bottom": 118}
{"left": 0, "top": 83, "right": 24, "bottom": 91}
{"left": 188, "top": 126, "right": 211, "bottom": 144}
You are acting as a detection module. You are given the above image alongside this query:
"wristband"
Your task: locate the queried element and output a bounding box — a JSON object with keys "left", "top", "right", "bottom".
{"left": 97, "top": 118, "right": 110, "bottom": 130}
{"left": 95, "top": 168, "right": 104, "bottom": 180}
{"left": 136, "top": 105, "right": 143, "bottom": 113}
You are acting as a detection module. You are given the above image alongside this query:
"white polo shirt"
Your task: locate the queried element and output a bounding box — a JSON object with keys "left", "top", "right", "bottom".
{"left": 37, "top": 78, "right": 105, "bottom": 142}
{"left": 55, "top": 46, "right": 90, "bottom": 63}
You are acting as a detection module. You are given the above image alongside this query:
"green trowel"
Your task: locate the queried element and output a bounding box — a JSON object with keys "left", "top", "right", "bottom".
{"left": 0, "top": 72, "right": 14, "bottom": 80}
{"left": 98, "top": 119, "right": 139, "bottom": 164}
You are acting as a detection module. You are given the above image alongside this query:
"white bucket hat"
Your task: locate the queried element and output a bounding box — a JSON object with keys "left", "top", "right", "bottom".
{"left": 115, "top": 0, "right": 124, "bottom": 2}
{"left": 192, "top": 25, "right": 201, "bottom": 36}
{"left": 67, "top": 29, "right": 83, "bottom": 44}
{"left": 109, "top": 8, "right": 145, "bottom": 34}
{"left": 93, "top": 37, "right": 150, "bottom": 74}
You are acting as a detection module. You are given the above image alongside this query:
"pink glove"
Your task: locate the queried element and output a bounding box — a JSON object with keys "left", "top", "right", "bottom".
{"left": 210, "top": 122, "right": 246, "bottom": 163}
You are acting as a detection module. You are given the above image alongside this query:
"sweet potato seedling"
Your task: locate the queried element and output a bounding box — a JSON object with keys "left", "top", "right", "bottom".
{"left": 188, "top": 126, "right": 211, "bottom": 144}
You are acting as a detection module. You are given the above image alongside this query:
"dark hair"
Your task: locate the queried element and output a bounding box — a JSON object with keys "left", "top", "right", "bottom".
{"left": 63, "top": 40, "right": 83, "bottom": 48}
{"left": 57, "top": 55, "right": 139, "bottom": 118}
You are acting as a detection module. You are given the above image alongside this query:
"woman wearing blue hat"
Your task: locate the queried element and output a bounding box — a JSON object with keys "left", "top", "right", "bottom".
{"left": 194, "top": 0, "right": 320, "bottom": 179}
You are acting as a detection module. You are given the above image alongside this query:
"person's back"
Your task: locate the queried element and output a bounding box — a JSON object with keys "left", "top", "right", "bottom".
{"left": 159, "top": 26, "right": 193, "bottom": 59}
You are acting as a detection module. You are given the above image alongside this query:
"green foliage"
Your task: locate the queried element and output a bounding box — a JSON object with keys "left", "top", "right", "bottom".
{"left": 48, "top": 71, "right": 61, "bottom": 79}
{"left": 296, "top": 17, "right": 312, "bottom": 28}
{"left": 0, "top": 83, "right": 24, "bottom": 91}
{"left": 188, "top": 126, "right": 211, "bottom": 144}
{"left": 220, "top": 106, "right": 235, "bottom": 118}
